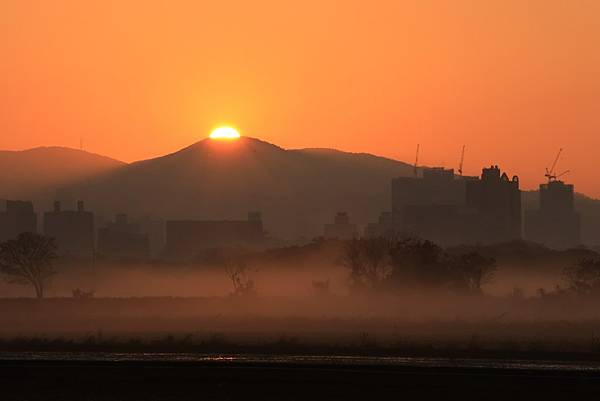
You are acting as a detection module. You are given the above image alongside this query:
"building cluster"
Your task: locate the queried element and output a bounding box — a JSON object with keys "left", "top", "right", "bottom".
{"left": 390, "top": 165, "right": 522, "bottom": 246}
{"left": 0, "top": 200, "right": 267, "bottom": 261}
{"left": 325, "top": 165, "right": 580, "bottom": 249}
{"left": 166, "top": 212, "right": 266, "bottom": 259}
{"left": 0, "top": 161, "right": 583, "bottom": 261}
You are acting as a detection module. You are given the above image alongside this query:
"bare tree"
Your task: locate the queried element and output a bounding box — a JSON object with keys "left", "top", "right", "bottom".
{"left": 224, "top": 256, "right": 256, "bottom": 297}
{"left": 342, "top": 237, "right": 393, "bottom": 290}
{"left": 0, "top": 232, "right": 58, "bottom": 298}
{"left": 450, "top": 252, "right": 497, "bottom": 293}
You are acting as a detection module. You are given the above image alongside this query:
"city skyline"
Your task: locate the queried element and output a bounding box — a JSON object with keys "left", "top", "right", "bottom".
{"left": 3, "top": 2, "right": 600, "bottom": 397}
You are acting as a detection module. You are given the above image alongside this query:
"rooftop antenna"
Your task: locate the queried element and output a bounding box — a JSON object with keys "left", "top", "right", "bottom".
{"left": 545, "top": 148, "right": 563, "bottom": 183}
{"left": 414, "top": 144, "right": 420, "bottom": 177}
{"left": 458, "top": 145, "right": 465, "bottom": 176}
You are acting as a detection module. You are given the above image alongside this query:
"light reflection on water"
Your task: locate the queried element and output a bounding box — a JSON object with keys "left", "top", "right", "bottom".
{"left": 1, "top": 352, "right": 600, "bottom": 371}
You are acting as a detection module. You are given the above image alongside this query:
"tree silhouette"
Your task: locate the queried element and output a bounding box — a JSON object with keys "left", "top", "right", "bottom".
{"left": 450, "top": 251, "right": 496, "bottom": 293}
{"left": 342, "top": 236, "right": 497, "bottom": 294}
{"left": 564, "top": 258, "right": 600, "bottom": 295}
{"left": 389, "top": 237, "right": 447, "bottom": 287}
{"left": 0, "top": 232, "right": 58, "bottom": 298}
{"left": 342, "top": 237, "right": 393, "bottom": 290}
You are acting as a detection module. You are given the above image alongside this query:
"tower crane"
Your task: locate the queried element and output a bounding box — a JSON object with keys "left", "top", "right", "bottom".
{"left": 545, "top": 148, "right": 567, "bottom": 183}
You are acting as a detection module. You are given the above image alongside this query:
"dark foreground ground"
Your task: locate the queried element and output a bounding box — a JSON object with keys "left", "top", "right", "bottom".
{"left": 1, "top": 359, "right": 599, "bottom": 401}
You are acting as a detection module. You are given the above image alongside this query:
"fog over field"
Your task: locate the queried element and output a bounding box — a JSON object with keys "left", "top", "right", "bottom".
{"left": 1, "top": 239, "right": 600, "bottom": 358}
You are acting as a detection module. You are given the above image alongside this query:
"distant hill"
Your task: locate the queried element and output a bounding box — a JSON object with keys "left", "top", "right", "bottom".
{"left": 73, "top": 137, "right": 415, "bottom": 238}
{"left": 0, "top": 147, "right": 125, "bottom": 204}
{"left": 2, "top": 139, "right": 600, "bottom": 244}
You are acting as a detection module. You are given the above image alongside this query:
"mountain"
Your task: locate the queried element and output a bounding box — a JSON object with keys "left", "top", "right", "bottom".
{"left": 3, "top": 138, "right": 600, "bottom": 243}
{"left": 0, "top": 147, "right": 125, "bottom": 203}
{"left": 72, "top": 137, "right": 415, "bottom": 238}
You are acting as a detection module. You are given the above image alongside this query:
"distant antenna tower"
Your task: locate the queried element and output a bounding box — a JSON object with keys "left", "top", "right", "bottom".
{"left": 414, "top": 144, "right": 420, "bottom": 177}
{"left": 458, "top": 145, "right": 465, "bottom": 176}
{"left": 80, "top": 137, "right": 83, "bottom": 151}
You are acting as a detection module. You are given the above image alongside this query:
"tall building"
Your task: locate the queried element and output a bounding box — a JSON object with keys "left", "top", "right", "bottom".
{"left": 402, "top": 204, "right": 464, "bottom": 245}
{"left": 324, "top": 212, "right": 358, "bottom": 240}
{"left": 391, "top": 168, "right": 471, "bottom": 245}
{"left": 465, "top": 165, "right": 522, "bottom": 243}
{"left": 0, "top": 200, "right": 37, "bottom": 241}
{"left": 390, "top": 165, "right": 521, "bottom": 246}
{"left": 44, "top": 201, "right": 94, "bottom": 259}
{"left": 138, "top": 216, "right": 165, "bottom": 257}
{"left": 391, "top": 167, "right": 466, "bottom": 230}
{"left": 98, "top": 214, "right": 150, "bottom": 260}
{"left": 166, "top": 212, "right": 265, "bottom": 259}
{"left": 525, "top": 180, "right": 580, "bottom": 248}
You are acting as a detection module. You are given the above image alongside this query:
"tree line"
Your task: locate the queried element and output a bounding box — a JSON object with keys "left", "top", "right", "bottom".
{"left": 3, "top": 232, "right": 600, "bottom": 299}
{"left": 341, "top": 236, "right": 496, "bottom": 293}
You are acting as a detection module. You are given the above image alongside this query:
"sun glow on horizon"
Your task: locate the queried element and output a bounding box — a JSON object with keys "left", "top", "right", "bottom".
{"left": 209, "top": 126, "right": 241, "bottom": 140}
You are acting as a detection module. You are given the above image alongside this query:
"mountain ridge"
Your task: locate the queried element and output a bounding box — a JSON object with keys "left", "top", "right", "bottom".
{"left": 1, "top": 138, "right": 599, "bottom": 243}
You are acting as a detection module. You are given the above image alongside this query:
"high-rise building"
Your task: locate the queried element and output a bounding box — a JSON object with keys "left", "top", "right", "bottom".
{"left": 98, "top": 214, "right": 150, "bottom": 260}
{"left": 465, "top": 165, "right": 522, "bottom": 243}
{"left": 391, "top": 167, "right": 472, "bottom": 245}
{"left": 44, "top": 201, "right": 94, "bottom": 259}
{"left": 391, "top": 168, "right": 466, "bottom": 230}
{"left": 0, "top": 200, "right": 37, "bottom": 241}
{"left": 525, "top": 180, "right": 580, "bottom": 248}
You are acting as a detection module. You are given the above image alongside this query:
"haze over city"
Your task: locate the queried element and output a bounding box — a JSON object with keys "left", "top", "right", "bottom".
{"left": 2, "top": 1, "right": 600, "bottom": 400}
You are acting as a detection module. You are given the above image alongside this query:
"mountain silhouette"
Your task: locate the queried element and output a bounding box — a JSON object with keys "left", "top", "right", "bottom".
{"left": 0, "top": 147, "right": 124, "bottom": 202}
{"left": 71, "top": 137, "right": 414, "bottom": 238}
{"left": 1, "top": 138, "right": 600, "bottom": 243}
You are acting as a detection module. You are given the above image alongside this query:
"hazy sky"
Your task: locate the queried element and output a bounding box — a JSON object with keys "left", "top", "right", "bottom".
{"left": 1, "top": 1, "right": 599, "bottom": 196}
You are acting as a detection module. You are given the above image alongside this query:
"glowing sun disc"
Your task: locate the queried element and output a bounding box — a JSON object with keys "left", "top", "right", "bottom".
{"left": 209, "top": 127, "right": 241, "bottom": 140}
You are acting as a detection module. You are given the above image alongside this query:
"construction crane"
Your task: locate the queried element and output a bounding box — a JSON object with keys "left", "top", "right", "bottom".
{"left": 458, "top": 145, "right": 465, "bottom": 176}
{"left": 414, "top": 144, "right": 420, "bottom": 177}
{"left": 554, "top": 170, "right": 570, "bottom": 180}
{"left": 545, "top": 148, "right": 566, "bottom": 182}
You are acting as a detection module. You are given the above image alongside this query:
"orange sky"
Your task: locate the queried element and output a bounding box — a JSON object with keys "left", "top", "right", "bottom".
{"left": 1, "top": 0, "right": 599, "bottom": 196}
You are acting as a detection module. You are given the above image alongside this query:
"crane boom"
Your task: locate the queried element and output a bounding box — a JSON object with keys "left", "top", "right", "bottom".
{"left": 458, "top": 145, "right": 465, "bottom": 176}
{"left": 414, "top": 144, "right": 420, "bottom": 177}
{"left": 545, "top": 148, "right": 564, "bottom": 182}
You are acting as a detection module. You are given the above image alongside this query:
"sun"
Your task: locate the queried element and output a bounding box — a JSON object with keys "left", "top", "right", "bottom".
{"left": 209, "top": 126, "right": 241, "bottom": 140}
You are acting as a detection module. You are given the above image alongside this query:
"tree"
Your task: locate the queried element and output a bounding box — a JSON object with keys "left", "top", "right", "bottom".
{"left": 342, "top": 236, "right": 498, "bottom": 294}
{"left": 450, "top": 251, "right": 496, "bottom": 293}
{"left": 341, "top": 237, "right": 393, "bottom": 290}
{"left": 388, "top": 237, "right": 448, "bottom": 288}
{"left": 0, "top": 232, "right": 58, "bottom": 298}
{"left": 564, "top": 258, "right": 600, "bottom": 295}
{"left": 215, "top": 248, "right": 257, "bottom": 297}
